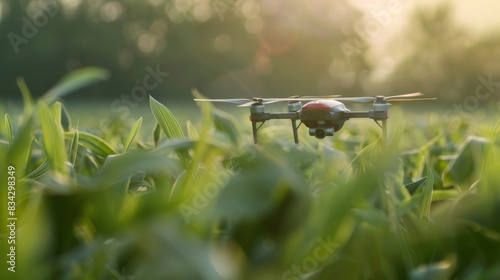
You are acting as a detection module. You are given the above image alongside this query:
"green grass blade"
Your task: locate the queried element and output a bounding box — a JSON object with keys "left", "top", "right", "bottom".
{"left": 4, "top": 114, "right": 13, "bottom": 144}
{"left": 6, "top": 117, "right": 34, "bottom": 174}
{"left": 64, "top": 131, "right": 117, "bottom": 158}
{"left": 122, "top": 117, "right": 143, "bottom": 154}
{"left": 24, "top": 158, "right": 49, "bottom": 180}
{"left": 41, "top": 67, "right": 110, "bottom": 104}
{"left": 69, "top": 129, "right": 79, "bottom": 165}
{"left": 418, "top": 159, "right": 434, "bottom": 219}
{"left": 38, "top": 102, "right": 67, "bottom": 174}
{"left": 52, "top": 102, "right": 62, "bottom": 125}
{"left": 16, "top": 77, "right": 33, "bottom": 118}
{"left": 60, "top": 102, "right": 72, "bottom": 131}
{"left": 153, "top": 123, "right": 162, "bottom": 147}
{"left": 186, "top": 120, "right": 199, "bottom": 139}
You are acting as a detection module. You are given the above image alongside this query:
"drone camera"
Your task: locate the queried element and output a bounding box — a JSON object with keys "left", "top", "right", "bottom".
{"left": 309, "top": 128, "right": 334, "bottom": 139}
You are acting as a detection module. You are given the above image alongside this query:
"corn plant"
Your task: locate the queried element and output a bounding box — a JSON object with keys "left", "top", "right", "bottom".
{"left": 1, "top": 68, "right": 499, "bottom": 280}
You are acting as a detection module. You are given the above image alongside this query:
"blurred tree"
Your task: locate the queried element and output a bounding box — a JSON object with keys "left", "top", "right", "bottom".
{"left": 0, "top": 0, "right": 370, "bottom": 102}
{"left": 374, "top": 4, "right": 500, "bottom": 103}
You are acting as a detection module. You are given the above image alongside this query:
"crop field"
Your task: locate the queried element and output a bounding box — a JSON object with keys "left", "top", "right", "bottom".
{"left": 1, "top": 68, "right": 500, "bottom": 280}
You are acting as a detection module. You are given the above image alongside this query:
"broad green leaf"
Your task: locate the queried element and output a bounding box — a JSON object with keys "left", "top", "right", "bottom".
{"left": 353, "top": 208, "right": 391, "bottom": 229}
{"left": 16, "top": 77, "right": 33, "bottom": 118}
{"left": 122, "top": 117, "right": 143, "bottom": 154}
{"left": 443, "top": 136, "right": 490, "bottom": 187}
{"left": 90, "top": 152, "right": 176, "bottom": 188}
{"left": 38, "top": 102, "right": 67, "bottom": 174}
{"left": 213, "top": 107, "right": 239, "bottom": 145}
{"left": 64, "top": 131, "right": 117, "bottom": 158}
{"left": 41, "top": 67, "right": 110, "bottom": 104}
{"left": 150, "top": 96, "right": 190, "bottom": 167}
{"left": 149, "top": 96, "right": 185, "bottom": 139}
{"left": 4, "top": 114, "right": 12, "bottom": 144}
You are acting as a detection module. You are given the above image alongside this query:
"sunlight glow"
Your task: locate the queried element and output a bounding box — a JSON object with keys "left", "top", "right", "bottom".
{"left": 192, "top": 3, "right": 211, "bottom": 23}
{"left": 241, "top": 0, "right": 261, "bottom": 19}
{"left": 213, "top": 34, "right": 233, "bottom": 53}
{"left": 0, "top": 2, "right": 9, "bottom": 22}
{"left": 245, "top": 17, "right": 263, "bottom": 34}
{"left": 100, "top": 1, "right": 124, "bottom": 22}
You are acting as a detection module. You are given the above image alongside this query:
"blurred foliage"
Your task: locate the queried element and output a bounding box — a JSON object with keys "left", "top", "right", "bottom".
{"left": 1, "top": 68, "right": 500, "bottom": 279}
{"left": 377, "top": 4, "right": 500, "bottom": 103}
{"left": 0, "top": 0, "right": 368, "bottom": 101}
{"left": 1, "top": 1, "right": 499, "bottom": 104}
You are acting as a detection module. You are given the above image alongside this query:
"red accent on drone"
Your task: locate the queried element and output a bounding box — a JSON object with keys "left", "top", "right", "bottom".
{"left": 301, "top": 102, "right": 331, "bottom": 110}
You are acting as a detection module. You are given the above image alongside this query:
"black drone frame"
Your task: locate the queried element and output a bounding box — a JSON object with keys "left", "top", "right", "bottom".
{"left": 249, "top": 107, "right": 388, "bottom": 144}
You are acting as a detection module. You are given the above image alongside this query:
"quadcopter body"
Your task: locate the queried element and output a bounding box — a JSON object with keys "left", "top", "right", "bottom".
{"left": 195, "top": 93, "right": 435, "bottom": 144}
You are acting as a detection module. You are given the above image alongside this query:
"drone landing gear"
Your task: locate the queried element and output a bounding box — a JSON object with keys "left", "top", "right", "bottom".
{"left": 250, "top": 112, "right": 301, "bottom": 144}
{"left": 373, "top": 119, "right": 387, "bottom": 144}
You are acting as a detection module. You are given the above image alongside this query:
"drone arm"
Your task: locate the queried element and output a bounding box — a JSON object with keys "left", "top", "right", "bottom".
{"left": 344, "top": 111, "right": 371, "bottom": 119}
{"left": 344, "top": 111, "right": 388, "bottom": 120}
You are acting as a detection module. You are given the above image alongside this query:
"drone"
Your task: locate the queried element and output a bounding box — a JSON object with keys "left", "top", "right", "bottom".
{"left": 194, "top": 93, "right": 436, "bottom": 144}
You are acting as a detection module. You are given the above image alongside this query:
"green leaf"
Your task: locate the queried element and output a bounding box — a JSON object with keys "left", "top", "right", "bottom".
{"left": 150, "top": 96, "right": 190, "bottom": 167}
{"left": 153, "top": 123, "right": 162, "bottom": 147}
{"left": 4, "top": 114, "right": 13, "bottom": 144}
{"left": 404, "top": 177, "right": 427, "bottom": 196}
{"left": 41, "top": 67, "right": 110, "bottom": 104}
{"left": 6, "top": 117, "right": 34, "bottom": 175}
{"left": 24, "top": 158, "right": 49, "bottom": 180}
{"left": 60, "top": 102, "right": 72, "bottom": 131}
{"left": 64, "top": 131, "right": 117, "bottom": 158}
{"left": 16, "top": 77, "right": 33, "bottom": 118}
{"left": 149, "top": 96, "right": 185, "bottom": 139}
{"left": 38, "top": 102, "right": 67, "bottom": 174}
{"left": 69, "top": 130, "right": 79, "bottom": 166}
{"left": 410, "top": 260, "right": 454, "bottom": 280}
{"left": 186, "top": 120, "right": 199, "bottom": 139}
{"left": 432, "top": 190, "right": 459, "bottom": 201}
{"left": 213, "top": 107, "right": 239, "bottom": 145}
{"left": 443, "top": 136, "right": 490, "bottom": 187}
{"left": 122, "top": 117, "right": 143, "bottom": 154}
{"left": 418, "top": 159, "right": 434, "bottom": 219}
{"left": 90, "top": 152, "right": 176, "bottom": 188}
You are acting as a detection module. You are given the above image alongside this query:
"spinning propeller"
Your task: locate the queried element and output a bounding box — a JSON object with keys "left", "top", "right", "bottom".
{"left": 194, "top": 95, "right": 341, "bottom": 107}
{"left": 194, "top": 92, "right": 436, "bottom": 144}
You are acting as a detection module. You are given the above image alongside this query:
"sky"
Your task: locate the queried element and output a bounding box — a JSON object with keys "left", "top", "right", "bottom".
{"left": 348, "top": 0, "right": 500, "bottom": 81}
{"left": 351, "top": 0, "right": 500, "bottom": 38}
